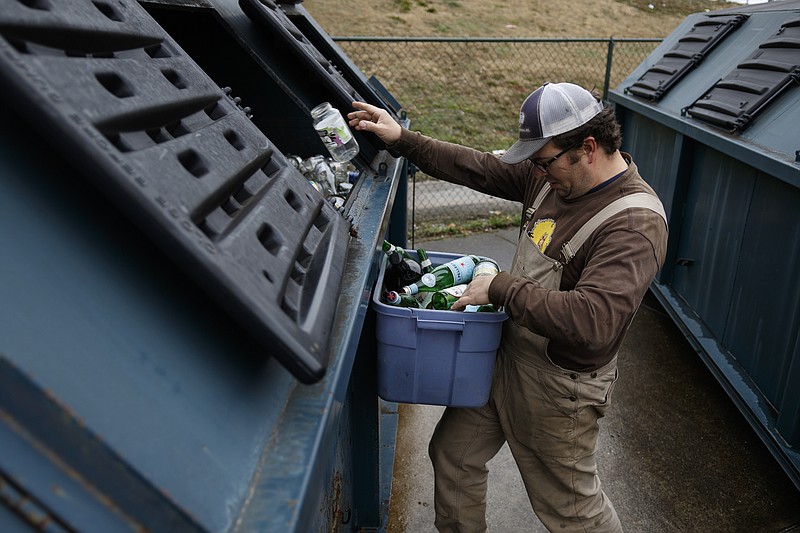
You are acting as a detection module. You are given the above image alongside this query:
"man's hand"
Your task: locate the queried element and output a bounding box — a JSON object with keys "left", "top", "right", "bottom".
{"left": 451, "top": 274, "right": 496, "bottom": 311}
{"left": 348, "top": 101, "right": 402, "bottom": 145}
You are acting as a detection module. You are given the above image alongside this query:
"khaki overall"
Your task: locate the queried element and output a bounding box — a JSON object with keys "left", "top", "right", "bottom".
{"left": 429, "top": 185, "right": 667, "bottom": 533}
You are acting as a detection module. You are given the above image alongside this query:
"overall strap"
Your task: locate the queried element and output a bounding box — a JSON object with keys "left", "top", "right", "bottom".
{"left": 522, "top": 182, "right": 553, "bottom": 233}
{"left": 560, "top": 193, "right": 667, "bottom": 264}
{"left": 533, "top": 182, "right": 553, "bottom": 210}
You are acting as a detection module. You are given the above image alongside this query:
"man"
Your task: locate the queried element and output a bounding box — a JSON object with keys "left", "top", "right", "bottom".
{"left": 349, "top": 82, "right": 668, "bottom": 533}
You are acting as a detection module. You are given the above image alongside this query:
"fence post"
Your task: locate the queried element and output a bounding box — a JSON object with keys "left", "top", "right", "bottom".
{"left": 603, "top": 36, "right": 615, "bottom": 102}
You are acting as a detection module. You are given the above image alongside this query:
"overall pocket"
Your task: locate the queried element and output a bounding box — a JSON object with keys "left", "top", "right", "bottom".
{"left": 504, "top": 356, "right": 579, "bottom": 458}
{"left": 504, "top": 356, "right": 619, "bottom": 459}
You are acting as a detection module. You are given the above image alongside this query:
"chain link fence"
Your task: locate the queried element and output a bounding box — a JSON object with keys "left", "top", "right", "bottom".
{"left": 335, "top": 37, "right": 661, "bottom": 241}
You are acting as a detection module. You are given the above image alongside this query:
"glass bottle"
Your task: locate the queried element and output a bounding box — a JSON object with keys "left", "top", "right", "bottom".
{"left": 417, "top": 248, "right": 433, "bottom": 274}
{"left": 400, "top": 255, "right": 481, "bottom": 295}
{"left": 329, "top": 160, "right": 354, "bottom": 192}
{"left": 473, "top": 258, "right": 500, "bottom": 278}
{"left": 383, "top": 250, "right": 421, "bottom": 292}
{"left": 428, "top": 284, "right": 469, "bottom": 310}
{"left": 383, "top": 291, "right": 420, "bottom": 308}
{"left": 310, "top": 102, "right": 360, "bottom": 162}
{"left": 311, "top": 158, "right": 336, "bottom": 194}
{"left": 415, "top": 292, "right": 434, "bottom": 309}
{"left": 382, "top": 240, "right": 415, "bottom": 262}
{"left": 463, "top": 304, "right": 499, "bottom": 313}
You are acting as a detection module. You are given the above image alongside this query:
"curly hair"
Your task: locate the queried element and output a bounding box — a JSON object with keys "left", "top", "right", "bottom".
{"left": 551, "top": 91, "right": 622, "bottom": 155}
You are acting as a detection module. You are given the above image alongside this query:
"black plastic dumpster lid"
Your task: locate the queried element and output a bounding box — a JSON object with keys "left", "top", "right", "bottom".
{"left": 0, "top": 0, "right": 351, "bottom": 383}
{"left": 625, "top": 14, "right": 748, "bottom": 101}
{"left": 240, "top": 0, "right": 364, "bottom": 113}
{"left": 276, "top": 0, "right": 404, "bottom": 119}
{"left": 684, "top": 17, "right": 800, "bottom": 133}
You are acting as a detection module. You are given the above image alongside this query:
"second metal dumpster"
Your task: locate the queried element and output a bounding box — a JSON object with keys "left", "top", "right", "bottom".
{"left": 610, "top": 0, "right": 800, "bottom": 491}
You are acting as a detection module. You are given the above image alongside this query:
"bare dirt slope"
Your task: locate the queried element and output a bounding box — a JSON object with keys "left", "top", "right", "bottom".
{"left": 304, "top": 0, "right": 739, "bottom": 38}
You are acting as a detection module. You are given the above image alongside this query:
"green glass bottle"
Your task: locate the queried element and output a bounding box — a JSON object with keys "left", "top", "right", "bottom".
{"left": 428, "top": 284, "right": 469, "bottom": 310}
{"left": 383, "top": 291, "right": 420, "bottom": 308}
{"left": 382, "top": 239, "right": 415, "bottom": 262}
{"left": 400, "top": 255, "right": 482, "bottom": 295}
{"left": 383, "top": 250, "right": 421, "bottom": 292}
{"left": 417, "top": 248, "right": 433, "bottom": 274}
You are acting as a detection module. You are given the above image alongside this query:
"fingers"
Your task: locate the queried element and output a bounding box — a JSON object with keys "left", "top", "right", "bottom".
{"left": 451, "top": 275, "right": 494, "bottom": 311}
{"left": 450, "top": 286, "right": 473, "bottom": 311}
{"left": 346, "top": 110, "right": 371, "bottom": 124}
{"left": 351, "top": 100, "right": 379, "bottom": 114}
{"left": 348, "top": 100, "right": 402, "bottom": 143}
{"left": 451, "top": 299, "right": 467, "bottom": 311}
{"left": 350, "top": 116, "right": 376, "bottom": 133}
{"left": 348, "top": 101, "right": 380, "bottom": 125}
{"left": 347, "top": 106, "right": 377, "bottom": 132}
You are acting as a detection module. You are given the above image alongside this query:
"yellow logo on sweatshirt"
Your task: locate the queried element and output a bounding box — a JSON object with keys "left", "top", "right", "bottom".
{"left": 529, "top": 218, "right": 555, "bottom": 252}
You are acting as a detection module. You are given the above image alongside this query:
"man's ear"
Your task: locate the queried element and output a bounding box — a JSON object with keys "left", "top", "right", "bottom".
{"left": 582, "top": 136, "right": 598, "bottom": 164}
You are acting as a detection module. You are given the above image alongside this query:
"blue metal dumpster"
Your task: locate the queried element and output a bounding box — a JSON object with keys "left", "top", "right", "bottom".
{"left": 0, "top": 0, "right": 406, "bottom": 530}
{"left": 610, "top": 0, "right": 800, "bottom": 491}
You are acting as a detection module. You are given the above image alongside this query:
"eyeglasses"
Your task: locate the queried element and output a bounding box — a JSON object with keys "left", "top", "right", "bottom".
{"left": 531, "top": 140, "right": 582, "bottom": 173}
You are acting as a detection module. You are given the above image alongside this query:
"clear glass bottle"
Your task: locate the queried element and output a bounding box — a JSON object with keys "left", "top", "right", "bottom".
{"left": 329, "top": 160, "right": 354, "bottom": 191}
{"left": 311, "top": 158, "right": 336, "bottom": 194}
{"left": 310, "top": 102, "right": 360, "bottom": 162}
{"left": 473, "top": 258, "right": 500, "bottom": 278}
{"left": 415, "top": 292, "right": 434, "bottom": 309}
{"left": 463, "top": 304, "right": 499, "bottom": 313}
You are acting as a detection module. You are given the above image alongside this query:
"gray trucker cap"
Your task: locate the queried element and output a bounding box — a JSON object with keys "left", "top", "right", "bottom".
{"left": 500, "top": 82, "right": 604, "bottom": 164}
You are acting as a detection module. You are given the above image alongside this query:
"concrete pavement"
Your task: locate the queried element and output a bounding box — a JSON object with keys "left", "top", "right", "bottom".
{"left": 386, "top": 227, "right": 800, "bottom": 533}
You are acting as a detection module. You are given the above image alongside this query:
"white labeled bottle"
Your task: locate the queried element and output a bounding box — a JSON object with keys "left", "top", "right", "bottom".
{"left": 400, "top": 255, "right": 481, "bottom": 295}
{"left": 310, "top": 102, "right": 360, "bottom": 162}
{"left": 473, "top": 258, "right": 500, "bottom": 278}
{"left": 428, "top": 284, "right": 469, "bottom": 310}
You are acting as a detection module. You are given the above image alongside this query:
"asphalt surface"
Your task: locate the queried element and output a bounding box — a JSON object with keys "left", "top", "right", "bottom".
{"left": 386, "top": 227, "right": 800, "bottom": 533}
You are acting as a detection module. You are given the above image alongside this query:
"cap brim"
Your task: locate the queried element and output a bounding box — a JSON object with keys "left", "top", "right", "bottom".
{"left": 499, "top": 137, "right": 550, "bottom": 164}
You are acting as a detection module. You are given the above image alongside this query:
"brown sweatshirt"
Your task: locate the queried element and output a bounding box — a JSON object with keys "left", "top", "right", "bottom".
{"left": 389, "top": 128, "right": 668, "bottom": 371}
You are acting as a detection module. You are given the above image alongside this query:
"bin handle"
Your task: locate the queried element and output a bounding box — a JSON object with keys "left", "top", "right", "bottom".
{"left": 416, "top": 318, "right": 465, "bottom": 332}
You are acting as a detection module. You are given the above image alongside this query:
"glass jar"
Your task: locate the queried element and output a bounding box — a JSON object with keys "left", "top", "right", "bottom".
{"left": 310, "top": 102, "right": 360, "bottom": 162}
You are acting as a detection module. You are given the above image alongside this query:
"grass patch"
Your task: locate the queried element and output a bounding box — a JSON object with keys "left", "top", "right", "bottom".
{"left": 412, "top": 212, "right": 521, "bottom": 240}
{"left": 337, "top": 38, "right": 648, "bottom": 152}
{"left": 395, "top": 0, "right": 412, "bottom": 13}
